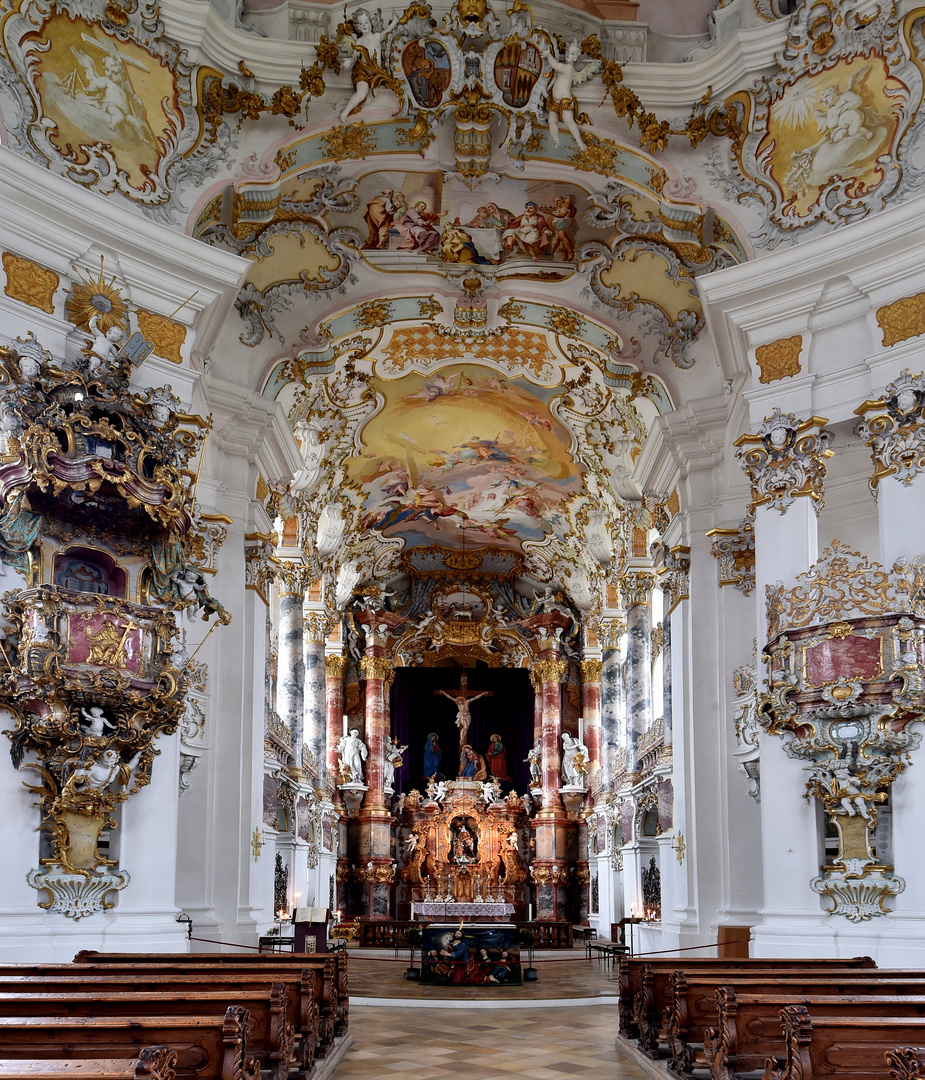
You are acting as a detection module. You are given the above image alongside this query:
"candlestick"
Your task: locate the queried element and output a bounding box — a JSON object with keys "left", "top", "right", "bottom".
{"left": 527, "top": 903, "right": 532, "bottom": 922}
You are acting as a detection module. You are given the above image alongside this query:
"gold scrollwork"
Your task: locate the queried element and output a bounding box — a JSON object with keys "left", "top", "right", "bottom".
{"left": 755, "top": 335, "right": 803, "bottom": 384}
{"left": 2, "top": 253, "right": 59, "bottom": 314}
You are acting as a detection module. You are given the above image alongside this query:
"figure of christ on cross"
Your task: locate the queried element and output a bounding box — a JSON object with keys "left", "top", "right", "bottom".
{"left": 436, "top": 671, "right": 492, "bottom": 750}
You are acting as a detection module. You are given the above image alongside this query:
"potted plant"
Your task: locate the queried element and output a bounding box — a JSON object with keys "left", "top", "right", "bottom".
{"left": 519, "top": 927, "right": 538, "bottom": 981}
{"left": 404, "top": 924, "right": 423, "bottom": 980}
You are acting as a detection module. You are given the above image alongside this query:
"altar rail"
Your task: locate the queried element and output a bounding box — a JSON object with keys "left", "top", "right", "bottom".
{"left": 357, "top": 919, "right": 573, "bottom": 948}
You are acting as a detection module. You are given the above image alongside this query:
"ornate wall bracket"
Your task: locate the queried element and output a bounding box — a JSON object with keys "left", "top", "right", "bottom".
{"left": 707, "top": 515, "right": 755, "bottom": 594}
{"left": 855, "top": 369, "right": 925, "bottom": 495}
{"left": 26, "top": 866, "right": 130, "bottom": 920}
{"left": 736, "top": 410, "right": 833, "bottom": 515}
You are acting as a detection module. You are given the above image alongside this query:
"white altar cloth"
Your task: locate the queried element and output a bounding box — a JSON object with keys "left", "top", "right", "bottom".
{"left": 412, "top": 902, "right": 515, "bottom": 918}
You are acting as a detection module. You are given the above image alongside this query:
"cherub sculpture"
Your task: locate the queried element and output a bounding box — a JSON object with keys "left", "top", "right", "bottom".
{"left": 80, "top": 706, "right": 116, "bottom": 738}
{"left": 338, "top": 7, "right": 401, "bottom": 125}
{"left": 538, "top": 40, "right": 602, "bottom": 152}
{"left": 83, "top": 315, "right": 126, "bottom": 372}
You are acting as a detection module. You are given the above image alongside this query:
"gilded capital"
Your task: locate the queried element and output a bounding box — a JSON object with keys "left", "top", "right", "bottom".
{"left": 599, "top": 616, "right": 626, "bottom": 649}
{"left": 530, "top": 658, "right": 567, "bottom": 686}
{"left": 706, "top": 516, "right": 755, "bottom": 595}
{"left": 620, "top": 572, "right": 654, "bottom": 607}
{"left": 274, "top": 560, "right": 310, "bottom": 597}
{"left": 662, "top": 545, "right": 691, "bottom": 613}
{"left": 360, "top": 655, "right": 395, "bottom": 688}
{"left": 580, "top": 658, "right": 603, "bottom": 683}
{"left": 735, "top": 409, "right": 832, "bottom": 515}
{"left": 855, "top": 369, "right": 925, "bottom": 493}
{"left": 303, "top": 609, "right": 331, "bottom": 641}
{"left": 325, "top": 654, "right": 348, "bottom": 679}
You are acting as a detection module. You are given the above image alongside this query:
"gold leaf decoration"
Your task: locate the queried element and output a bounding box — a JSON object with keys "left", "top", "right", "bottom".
{"left": 136, "top": 309, "right": 186, "bottom": 364}
{"left": 876, "top": 293, "right": 925, "bottom": 348}
{"left": 755, "top": 335, "right": 803, "bottom": 384}
{"left": 321, "top": 124, "right": 377, "bottom": 162}
{"left": 2, "top": 253, "right": 59, "bottom": 314}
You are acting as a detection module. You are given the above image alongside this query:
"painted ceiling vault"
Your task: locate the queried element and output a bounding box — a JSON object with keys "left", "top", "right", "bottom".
{"left": 1, "top": 0, "right": 924, "bottom": 612}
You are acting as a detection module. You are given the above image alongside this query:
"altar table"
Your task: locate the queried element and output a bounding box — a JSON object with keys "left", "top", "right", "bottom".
{"left": 412, "top": 902, "right": 515, "bottom": 919}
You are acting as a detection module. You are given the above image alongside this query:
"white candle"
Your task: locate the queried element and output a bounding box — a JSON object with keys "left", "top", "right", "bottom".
{"left": 343, "top": 714, "right": 348, "bottom": 736}
{"left": 527, "top": 903, "right": 532, "bottom": 922}
{"left": 578, "top": 718, "right": 583, "bottom": 745}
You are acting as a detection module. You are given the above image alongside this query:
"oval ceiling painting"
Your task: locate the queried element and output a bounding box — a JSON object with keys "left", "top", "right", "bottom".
{"left": 347, "top": 364, "right": 584, "bottom": 552}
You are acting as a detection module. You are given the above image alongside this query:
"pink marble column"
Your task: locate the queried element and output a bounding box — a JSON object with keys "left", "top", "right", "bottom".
{"left": 534, "top": 656, "right": 566, "bottom": 810}
{"left": 325, "top": 654, "right": 347, "bottom": 802}
{"left": 581, "top": 658, "right": 603, "bottom": 790}
{"left": 360, "top": 648, "right": 392, "bottom": 813}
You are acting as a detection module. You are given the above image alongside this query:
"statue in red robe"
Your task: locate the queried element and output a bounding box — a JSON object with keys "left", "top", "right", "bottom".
{"left": 486, "top": 734, "right": 511, "bottom": 780}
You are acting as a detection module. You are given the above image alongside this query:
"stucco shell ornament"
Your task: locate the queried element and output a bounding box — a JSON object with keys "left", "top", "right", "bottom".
{"left": 0, "top": 0, "right": 221, "bottom": 206}
{"left": 706, "top": 0, "right": 925, "bottom": 247}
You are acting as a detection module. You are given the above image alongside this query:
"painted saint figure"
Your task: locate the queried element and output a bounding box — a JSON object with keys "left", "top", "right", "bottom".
{"left": 485, "top": 734, "right": 512, "bottom": 780}
{"left": 459, "top": 744, "right": 488, "bottom": 780}
{"left": 423, "top": 732, "right": 442, "bottom": 780}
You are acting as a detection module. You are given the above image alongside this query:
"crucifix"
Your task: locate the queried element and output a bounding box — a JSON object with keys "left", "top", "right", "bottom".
{"left": 436, "top": 670, "right": 492, "bottom": 750}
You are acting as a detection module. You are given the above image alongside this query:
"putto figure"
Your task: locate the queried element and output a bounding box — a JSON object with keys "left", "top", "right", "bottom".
{"left": 538, "top": 40, "right": 602, "bottom": 152}
{"left": 338, "top": 7, "right": 401, "bottom": 125}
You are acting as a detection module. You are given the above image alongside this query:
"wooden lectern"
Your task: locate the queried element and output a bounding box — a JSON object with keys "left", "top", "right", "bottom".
{"left": 292, "top": 906, "right": 330, "bottom": 953}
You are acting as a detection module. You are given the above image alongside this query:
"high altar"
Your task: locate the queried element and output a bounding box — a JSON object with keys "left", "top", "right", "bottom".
{"left": 398, "top": 779, "right": 528, "bottom": 917}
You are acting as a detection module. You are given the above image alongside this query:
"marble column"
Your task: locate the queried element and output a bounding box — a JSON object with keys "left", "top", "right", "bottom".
{"left": 302, "top": 609, "right": 329, "bottom": 779}
{"left": 599, "top": 617, "right": 624, "bottom": 789}
{"left": 580, "top": 657, "right": 603, "bottom": 786}
{"left": 531, "top": 654, "right": 568, "bottom": 921}
{"left": 275, "top": 563, "right": 306, "bottom": 764}
{"left": 358, "top": 645, "right": 394, "bottom": 919}
{"left": 737, "top": 411, "right": 833, "bottom": 954}
{"left": 325, "top": 654, "right": 347, "bottom": 793}
{"left": 622, "top": 574, "right": 654, "bottom": 774}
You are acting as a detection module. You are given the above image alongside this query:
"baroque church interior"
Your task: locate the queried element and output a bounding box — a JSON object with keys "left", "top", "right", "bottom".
{"left": 5, "top": 0, "right": 925, "bottom": 1071}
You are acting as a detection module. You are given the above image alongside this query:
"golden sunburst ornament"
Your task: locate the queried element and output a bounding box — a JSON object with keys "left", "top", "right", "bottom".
{"left": 66, "top": 257, "right": 128, "bottom": 333}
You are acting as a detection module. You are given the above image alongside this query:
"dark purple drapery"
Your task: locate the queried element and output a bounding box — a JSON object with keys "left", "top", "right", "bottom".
{"left": 389, "top": 666, "right": 534, "bottom": 794}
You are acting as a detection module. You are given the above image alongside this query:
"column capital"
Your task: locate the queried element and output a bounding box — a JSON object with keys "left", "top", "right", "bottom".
{"left": 244, "top": 532, "right": 273, "bottom": 605}
{"left": 706, "top": 516, "right": 755, "bottom": 595}
{"left": 620, "top": 571, "right": 655, "bottom": 607}
{"left": 530, "top": 658, "right": 566, "bottom": 688}
{"left": 580, "top": 658, "right": 603, "bottom": 682}
{"left": 273, "top": 559, "right": 311, "bottom": 597}
{"left": 325, "top": 653, "right": 348, "bottom": 679}
{"left": 661, "top": 545, "right": 691, "bottom": 613}
{"left": 303, "top": 609, "right": 332, "bottom": 641}
{"left": 735, "top": 409, "right": 833, "bottom": 515}
{"left": 599, "top": 616, "right": 626, "bottom": 649}
{"left": 855, "top": 368, "right": 925, "bottom": 492}
{"left": 360, "top": 654, "right": 395, "bottom": 689}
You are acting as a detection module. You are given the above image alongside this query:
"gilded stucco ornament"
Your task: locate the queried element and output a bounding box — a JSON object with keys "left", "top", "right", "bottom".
{"left": 0, "top": 0, "right": 235, "bottom": 212}
{"left": 704, "top": 0, "right": 925, "bottom": 248}
{"left": 855, "top": 369, "right": 925, "bottom": 494}
{"left": 760, "top": 542, "right": 925, "bottom": 920}
{"left": 735, "top": 410, "right": 833, "bottom": 515}
{"left": 707, "top": 514, "right": 756, "bottom": 594}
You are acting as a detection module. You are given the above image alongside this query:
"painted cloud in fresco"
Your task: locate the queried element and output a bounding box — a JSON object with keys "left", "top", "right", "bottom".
{"left": 346, "top": 365, "right": 584, "bottom": 552}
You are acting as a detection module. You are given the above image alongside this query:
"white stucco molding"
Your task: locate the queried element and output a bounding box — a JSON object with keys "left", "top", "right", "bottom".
{"left": 0, "top": 145, "right": 249, "bottom": 361}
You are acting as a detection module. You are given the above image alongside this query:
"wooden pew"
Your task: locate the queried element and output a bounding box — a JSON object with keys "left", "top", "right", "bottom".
{"left": 701, "top": 990, "right": 925, "bottom": 1080}
{"left": 0, "top": 1047, "right": 178, "bottom": 1080}
{"left": 623, "top": 956, "right": 875, "bottom": 1048}
{"left": 886, "top": 1047, "right": 925, "bottom": 1080}
{"left": 0, "top": 988, "right": 295, "bottom": 1080}
{"left": 0, "top": 960, "right": 337, "bottom": 1063}
{"left": 73, "top": 952, "right": 349, "bottom": 1042}
{"left": 762, "top": 1005, "right": 925, "bottom": 1080}
{"left": 658, "top": 972, "right": 925, "bottom": 1076}
{"left": 0, "top": 1005, "right": 259, "bottom": 1080}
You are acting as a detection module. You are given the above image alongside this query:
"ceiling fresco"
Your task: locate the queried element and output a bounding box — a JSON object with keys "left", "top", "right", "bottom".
{"left": 346, "top": 365, "right": 586, "bottom": 553}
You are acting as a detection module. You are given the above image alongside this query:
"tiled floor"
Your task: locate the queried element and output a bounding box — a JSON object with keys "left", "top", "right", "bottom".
{"left": 337, "top": 1005, "right": 650, "bottom": 1080}
{"left": 348, "top": 947, "right": 621, "bottom": 1001}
